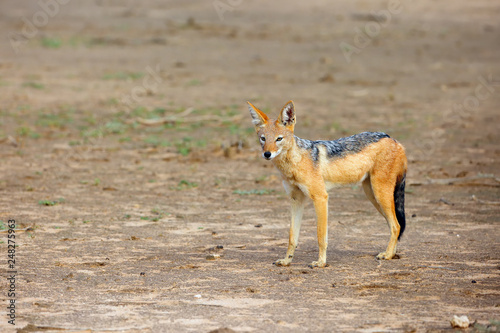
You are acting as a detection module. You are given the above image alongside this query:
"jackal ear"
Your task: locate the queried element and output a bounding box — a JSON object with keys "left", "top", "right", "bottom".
{"left": 247, "top": 101, "right": 269, "bottom": 128}
{"left": 279, "top": 100, "right": 296, "bottom": 127}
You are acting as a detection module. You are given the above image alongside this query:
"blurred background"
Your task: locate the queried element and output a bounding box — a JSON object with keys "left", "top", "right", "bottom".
{"left": 1, "top": 0, "right": 498, "bottom": 167}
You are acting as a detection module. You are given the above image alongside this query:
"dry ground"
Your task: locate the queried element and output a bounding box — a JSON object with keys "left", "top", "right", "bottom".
{"left": 0, "top": 1, "right": 499, "bottom": 332}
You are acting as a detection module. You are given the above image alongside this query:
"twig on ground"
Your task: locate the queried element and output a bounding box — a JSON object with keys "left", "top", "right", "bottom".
{"left": 410, "top": 175, "right": 500, "bottom": 186}
{"left": 471, "top": 195, "right": 500, "bottom": 205}
{"left": 418, "top": 265, "right": 457, "bottom": 271}
{"left": 0, "top": 228, "right": 32, "bottom": 234}
{"left": 128, "top": 107, "right": 243, "bottom": 126}
{"left": 438, "top": 198, "right": 454, "bottom": 206}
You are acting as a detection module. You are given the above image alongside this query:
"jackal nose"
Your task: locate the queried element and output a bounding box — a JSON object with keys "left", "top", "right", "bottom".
{"left": 263, "top": 151, "right": 272, "bottom": 159}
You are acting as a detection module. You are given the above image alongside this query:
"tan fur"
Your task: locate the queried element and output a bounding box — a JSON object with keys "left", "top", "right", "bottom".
{"left": 248, "top": 101, "right": 408, "bottom": 268}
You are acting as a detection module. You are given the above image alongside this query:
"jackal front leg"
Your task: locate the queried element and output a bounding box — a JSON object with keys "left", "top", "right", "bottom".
{"left": 275, "top": 187, "right": 305, "bottom": 266}
{"left": 309, "top": 192, "right": 329, "bottom": 268}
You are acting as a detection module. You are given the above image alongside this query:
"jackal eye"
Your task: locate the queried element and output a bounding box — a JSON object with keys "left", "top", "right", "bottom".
{"left": 276, "top": 136, "right": 283, "bottom": 142}
{"left": 260, "top": 136, "right": 265, "bottom": 142}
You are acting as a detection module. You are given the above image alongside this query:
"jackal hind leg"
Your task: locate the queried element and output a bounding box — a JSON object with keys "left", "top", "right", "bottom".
{"left": 369, "top": 175, "right": 400, "bottom": 260}
{"left": 275, "top": 187, "right": 306, "bottom": 266}
{"left": 362, "top": 175, "right": 384, "bottom": 217}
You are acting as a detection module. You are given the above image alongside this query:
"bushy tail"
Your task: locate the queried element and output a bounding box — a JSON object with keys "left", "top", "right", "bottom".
{"left": 394, "top": 173, "right": 406, "bottom": 240}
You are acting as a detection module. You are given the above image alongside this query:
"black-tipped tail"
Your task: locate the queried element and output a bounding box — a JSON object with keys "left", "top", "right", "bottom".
{"left": 394, "top": 173, "right": 406, "bottom": 240}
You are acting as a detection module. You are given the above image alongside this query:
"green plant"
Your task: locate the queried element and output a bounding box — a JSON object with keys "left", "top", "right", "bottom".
{"left": 177, "top": 146, "right": 190, "bottom": 156}
{"left": 143, "top": 135, "right": 169, "bottom": 147}
{"left": 36, "top": 111, "right": 73, "bottom": 128}
{"left": 102, "top": 72, "right": 144, "bottom": 81}
{"left": 233, "top": 189, "right": 275, "bottom": 196}
{"left": 151, "top": 208, "right": 166, "bottom": 215}
{"left": 171, "top": 180, "right": 198, "bottom": 191}
{"left": 138, "top": 209, "right": 168, "bottom": 222}
{"left": 473, "top": 320, "right": 500, "bottom": 332}
{"left": 187, "top": 79, "right": 201, "bottom": 86}
{"left": 22, "top": 82, "right": 45, "bottom": 90}
{"left": 81, "top": 127, "right": 104, "bottom": 139}
{"left": 38, "top": 198, "right": 65, "bottom": 206}
{"left": 41, "top": 37, "right": 62, "bottom": 49}
{"left": 16, "top": 127, "right": 34, "bottom": 137}
{"left": 105, "top": 120, "right": 127, "bottom": 134}
{"left": 174, "top": 137, "right": 207, "bottom": 156}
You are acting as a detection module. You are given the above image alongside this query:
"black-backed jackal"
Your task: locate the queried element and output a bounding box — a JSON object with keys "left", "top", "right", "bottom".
{"left": 247, "top": 101, "right": 407, "bottom": 268}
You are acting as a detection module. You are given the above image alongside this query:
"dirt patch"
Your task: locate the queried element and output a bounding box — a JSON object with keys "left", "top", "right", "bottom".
{"left": 0, "top": 1, "right": 499, "bottom": 332}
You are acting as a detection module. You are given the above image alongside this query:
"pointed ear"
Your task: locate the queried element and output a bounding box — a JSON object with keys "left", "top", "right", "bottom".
{"left": 247, "top": 101, "right": 269, "bottom": 128}
{"left": 278, "top": 100, "right": 296, "bottom": 128}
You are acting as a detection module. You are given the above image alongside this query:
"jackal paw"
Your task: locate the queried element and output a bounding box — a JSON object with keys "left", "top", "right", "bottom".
{"left": 376, "top": 252, "right": 396, "bottom": 260}
{"left": 308, "top": 260, "right": 328, "bottom": 268}
{"left": 274, "top": 258, "right": 291, "bottom": 266}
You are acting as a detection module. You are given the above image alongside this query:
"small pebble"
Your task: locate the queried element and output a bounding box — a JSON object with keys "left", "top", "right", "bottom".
{"left": 206, "top": 254, "right": 221, "bottom": 260}
{"left": 450, "top": 315, "right": 470, "bottom": 328}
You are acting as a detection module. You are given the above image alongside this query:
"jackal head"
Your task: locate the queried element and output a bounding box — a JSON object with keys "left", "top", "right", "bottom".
{"left": 247, "top": 101, "right": 296, "bottom": 160}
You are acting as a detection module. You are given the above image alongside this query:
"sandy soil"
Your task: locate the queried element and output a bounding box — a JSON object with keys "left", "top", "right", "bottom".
{"left": 0, "top": 1, "right": 499, "bottom": 332}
